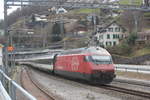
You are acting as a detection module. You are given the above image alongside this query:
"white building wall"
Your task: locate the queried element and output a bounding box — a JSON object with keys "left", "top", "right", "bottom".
{"left": 96, "top": 23, "right": 125, "bottom": 47}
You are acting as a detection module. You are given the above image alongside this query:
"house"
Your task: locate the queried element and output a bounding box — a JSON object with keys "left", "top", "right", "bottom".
{"left": 137, "top": 30, "right": 150, "bottom": 41}
{"left": 56, "top": 7, "right": 68, "bottom": 14}
{"left": 65, "top": 24, "right": 88, "bottom": 37}
{"left": 34, "top": 14, "right": 48, "bottom": 22}
{"left": 74, "top": 24, "right": 87, "bottom": 32}
{"left": 95, "top": 21, "right": 126, "bottom": 47}
{"left": 136, "top": 30, "right": 150, "bottom": 45}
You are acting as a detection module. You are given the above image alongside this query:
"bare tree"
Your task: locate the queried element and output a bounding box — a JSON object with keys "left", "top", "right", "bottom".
{"left": 120, "top": 11, "right": 144, "bottom": 33}
{"left": 43, "top": 23, "right": 53, "bottom": 46}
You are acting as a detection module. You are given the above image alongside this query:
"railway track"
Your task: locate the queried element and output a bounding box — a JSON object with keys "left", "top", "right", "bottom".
{"left": 20, "top": 67, "right": 56, "bottom": 100}
{"left": 100, "top": 85, "right": 150, "bottom": 99}
{"left": 20, "top": 64, "right": 150, "bottom": 99}
{"left": 29, "top": 68, "right": 150, "bottom": 99}
{"left": 114, "top": 78, "right": 150, "bottom": 87}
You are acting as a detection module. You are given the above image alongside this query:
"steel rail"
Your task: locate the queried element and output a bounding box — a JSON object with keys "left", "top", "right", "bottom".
{"left": 113, "top": 78, "right": 150, "bottom": 87}
{"left": 21, "top": 67, "right": 56, "bottom": 100}
{"left": 0, "top": 69, "right": 37, "bottom": 100}
{"left": 23, "top": 63, "right": 150, "bottom": 99}
{"left": 101, "top": 85, "right": 150, "bottom": 99}
{"left": 20, "top": 62, "right": 150, "bottom": 99}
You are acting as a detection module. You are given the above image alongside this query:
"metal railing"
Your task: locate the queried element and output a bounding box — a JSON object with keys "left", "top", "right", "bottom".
{"left": 0, "top": 67, "right": 37, "bottom": 100}
{"left": 0, "top": 81, "right": 11, "bottom": 100}
{"left": 115, "top": 64, "right": 150, "bottom": 73}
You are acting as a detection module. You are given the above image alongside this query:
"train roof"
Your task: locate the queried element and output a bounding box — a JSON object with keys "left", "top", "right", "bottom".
{"left": 60, "top": 46, "right": 111, "bottom": 56}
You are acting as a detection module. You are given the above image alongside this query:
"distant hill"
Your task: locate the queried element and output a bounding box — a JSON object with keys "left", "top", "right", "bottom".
{"left": 66, "top": 0, "right": 118, "bottom": 3}
{"left": 119, "top": 0, "right": 142, "bottom": 5}
{"left": 28, "top": 0, "right": 119, "bottom": 3}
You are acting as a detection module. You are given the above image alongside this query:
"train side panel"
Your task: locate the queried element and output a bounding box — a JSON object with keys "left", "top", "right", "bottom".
{"left": 54, "top": 54, "right": 92, "bottom": 80}
{"left": 54, "top": 53, "right": 115, "bottom": 83}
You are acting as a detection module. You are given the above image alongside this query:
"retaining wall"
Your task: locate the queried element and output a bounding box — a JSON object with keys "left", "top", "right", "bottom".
{"left": 112, "top": 54, "right": 150, "bottom": 65}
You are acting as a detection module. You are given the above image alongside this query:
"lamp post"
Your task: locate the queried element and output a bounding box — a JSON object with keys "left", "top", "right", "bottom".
{"left": 4, "top": 0, "right": 9, "bottom": 74}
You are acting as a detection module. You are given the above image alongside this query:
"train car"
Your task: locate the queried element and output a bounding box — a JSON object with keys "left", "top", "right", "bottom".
{"left": 20, "top": 46, "right": 115, "bottom": 84}
{"left": 54, "top": 46, "right": 115, "bottom": 84}
{"left": 19, "top": 54, "right": 55, "bottom": 72}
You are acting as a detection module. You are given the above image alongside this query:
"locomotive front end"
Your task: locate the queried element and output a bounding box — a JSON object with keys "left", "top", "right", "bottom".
{"left": 85, "top": 55, "right": 116, "bottom": 84}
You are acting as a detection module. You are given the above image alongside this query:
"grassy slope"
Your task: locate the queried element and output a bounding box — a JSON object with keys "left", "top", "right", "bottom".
{"left": 129, "top": 47, "right": 150, "bottom": 57}
{"left": 112, "top": 47, "right": 150, "bottom": 58}
{"left": 69, "top": 2, "right": 150, "bottom": 58}
{"left": 144, "top": 12, "right": 150, "bottom": 17}
{"left": 72, "top": 8, "right": 100, "bottom": 14}
{"left": 119, "top": 0, "right": 142, "bottom": 5}
{"left": 118, "top": 0, "right": 150, "bottom": 58}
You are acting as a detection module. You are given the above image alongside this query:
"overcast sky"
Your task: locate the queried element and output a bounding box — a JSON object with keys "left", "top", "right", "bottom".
{"left": 0, "top": 0, "right": 19, "bottom": 20}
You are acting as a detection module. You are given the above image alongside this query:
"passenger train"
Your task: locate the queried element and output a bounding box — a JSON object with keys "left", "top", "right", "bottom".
{"left": 21, "top": 46, "right": 116, "bottom": 84}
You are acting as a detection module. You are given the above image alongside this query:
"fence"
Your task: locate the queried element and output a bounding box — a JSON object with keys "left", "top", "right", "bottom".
{"left": 0, "top": 81, "right": 11, "bottom": 100}
{"left": 115, "top": 64, "right": 150, "bottom": 73}
{"left": 0, "top": 67, "right": 37, "bottom": 100}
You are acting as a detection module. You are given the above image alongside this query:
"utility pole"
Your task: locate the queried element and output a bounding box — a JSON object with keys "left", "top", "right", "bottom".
{"left": 134, "top": 14, "right": 138, "bottom": 34}
{"left": 4, "top": 1, "right": 8, "bottom": 37}
{"left": 4, "top": 0, "right": 9, "bottom": 74}
{"left": 60, "top": 20, "right": 64, "bottom": 38}
{"left": 133, "top": 11, "right": 140, "bottom": 34}
{"left": 4, "top": 0, "right": 14, "bottom": 75}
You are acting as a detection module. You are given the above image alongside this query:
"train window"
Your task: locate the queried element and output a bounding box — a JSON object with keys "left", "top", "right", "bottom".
{"left": 92, "top": 55, "right": 111, "bottom": 61}
{"left": 33, "top": 59, "right": 53, "bottom": 65}
{"left": 92, "top": 55, "right": 112, "bottom": 64}
{"left": 85, "top": 55, "right": 112, "bottom": 64}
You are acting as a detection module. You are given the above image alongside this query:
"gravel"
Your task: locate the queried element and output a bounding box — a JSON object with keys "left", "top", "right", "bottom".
{"left": 30, "top": 68, "right": 121, "bottom": 100}
{"left": 113, "top": 80, "right": 150, "bottom": 92}
{"left": 22, "top": 66, "right": 150, "bottom": 100}
{"left": 21, "top": 68, "right": 52, "bottom": 100}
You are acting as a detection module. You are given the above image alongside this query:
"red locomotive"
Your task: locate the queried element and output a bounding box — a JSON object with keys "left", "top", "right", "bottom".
{"left": 54, "top": 46, "right": 115, "bottom": 84}
{"left": 21, "top": 46, "right": 115, "bottom": 84}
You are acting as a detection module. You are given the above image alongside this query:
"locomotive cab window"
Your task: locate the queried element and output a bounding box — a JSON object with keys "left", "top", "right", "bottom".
{"left": 85, "top": 55, "right": 112, "bottom": 64}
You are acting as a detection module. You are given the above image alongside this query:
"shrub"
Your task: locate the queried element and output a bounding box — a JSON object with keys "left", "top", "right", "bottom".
{"left": 145, "top": 42, "right": 150, "bottom": 48}
{"left": 51, "top": 23, "right": 62, "bottom": 42}
{"left": 126, "top": 33, "right": 137, "bottom": 45}
{"left": 107, "top": 40, "right": 132, "bottom": 56}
